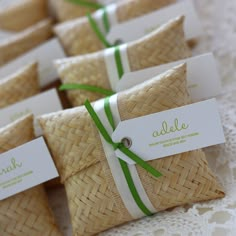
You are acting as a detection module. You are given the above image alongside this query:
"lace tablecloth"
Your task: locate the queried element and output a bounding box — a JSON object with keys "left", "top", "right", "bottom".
{"left": 47, "top": 0, "right": 236, "bottom": 235}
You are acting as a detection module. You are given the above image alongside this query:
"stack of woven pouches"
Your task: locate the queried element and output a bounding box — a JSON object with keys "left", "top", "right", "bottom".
{"left": 39, "top": 1, "right": 224, "bottom": 236}
{"left": 0, "top": 0, "right": 225, "bottom": 235}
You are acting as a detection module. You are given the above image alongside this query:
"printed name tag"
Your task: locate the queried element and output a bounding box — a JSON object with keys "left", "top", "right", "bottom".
{"left": 0, "top": 0, "right": 20, "bottom": 8}
{"left": 112, "top": 99, "right": 225, "bottom": 164}
{"left": 117, "top": 53, "right": 222, "bottom": 102}
{"left": 107, "top": 0, "right": 202, "bottom": 44}
{"left": 97, "top": 0, "right": 119, "bottom": 4}
{"left": 0, "top": 30, "right": 13, "bottom": 39}
{"left": 0, "top": 38, "right": 66, "bottom": 88}
{"left": 0, "top": 89, "right": 62, "bottom": 136}
{"left": 0, "top": 137, "right": 58, "bottom": 201}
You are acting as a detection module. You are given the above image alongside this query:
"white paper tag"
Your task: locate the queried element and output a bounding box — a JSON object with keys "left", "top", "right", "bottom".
{"left": 0, "top": 38, "right": 66, "bottom": 88}
{"left": 112, "top": 99, "right": 225, "bottom": 164}
{"left": 0, "top": 0, "right": 21, "bottom": 8}
{"left": 0, "top": 137, "right": 58, "bottom": 201}
{"left": 0, "top": 89, "right": 62, "bottom": 136}
{"left": 117, "top": 53, "right": 222, "bottom": 102}
{"left": 97, "top": 0, "right": 119, "bottom": 5}
{"left": 107, "top": 0, "right": 202, "bottom": 44}
{"left": 0, "top": 30, "right": 13, "bottom": 39}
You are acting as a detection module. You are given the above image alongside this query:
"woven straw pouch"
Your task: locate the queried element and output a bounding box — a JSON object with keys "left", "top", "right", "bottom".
{"left": 0, "top": 0, "right": 48, "bottom": 32}
{"left": 39, "top": 64, "right": 224, "bottom": 236}
{"left": 0, "top": 19, "right": 53, "bottom": 66}
{"left": 50, "top": 0, "right": 125, "bottom": 22}
{"left": 54, "top": 0, "right": 175, "bottom": 55}
{"left": 55, "top": 16, "right": 191, "bottom": 107}
{"left": 50, "top": 0, "right": 97, "bottom": 22}
{"left": 0, "top": 115, "right": 61, "bottom": 236}
{"left": 0, "top": 62, "right": 40, "bottom": 109}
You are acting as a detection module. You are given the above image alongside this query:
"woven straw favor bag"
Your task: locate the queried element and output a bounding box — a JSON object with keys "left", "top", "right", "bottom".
{"left": 51, "top": 0, "right": 166, "bottom": 22}
{"left": 55, "top": 16, "right": 191, "bottom": 107}
{"left": 39, "top": 64, "right": 224, "bottom": 236}
{"left": 54, "top": 0, "right": 175, "bottom": 55}
{"left": 0, "top": 62, "right": 40, "bottom": 109}
{"left": 0, "top": 114, "right": 61, "bottom": 236}
{"left": 0, "top": 19, "right": 53, "bottom": 67}
{"left": 0, "top": 0, "right": 48, "bottom": 32}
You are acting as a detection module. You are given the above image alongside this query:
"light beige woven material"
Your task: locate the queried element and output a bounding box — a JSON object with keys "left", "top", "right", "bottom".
{"left": 55, "top": 16, "right": 191, "bottom": 107}
{"left": 50, "top": 0, "right": 98, "bottom": 22}
{"left": 0, "top": 115, "right": 61, "bottom": 236}
{"left": 54, "top": 0, "right": 175, "bottom": 55}
{"left": 0, "top": 62, "right": 40, "bottom": 109}
{"left": 0, "top": 19, "right": 53, "bottom": 67}
{"left": 39, "top": 64, "right": 224, "bottom": 236}
{"left": 0, "top": 0, "right": 48, "bottom": 32}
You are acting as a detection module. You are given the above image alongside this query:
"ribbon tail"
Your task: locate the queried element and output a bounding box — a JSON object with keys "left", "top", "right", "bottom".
{"left": 119, "top": 146, "right": 162, "bottom": 178}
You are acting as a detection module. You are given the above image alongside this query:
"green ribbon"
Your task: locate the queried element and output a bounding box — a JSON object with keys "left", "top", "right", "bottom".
{"left": 87, "top": 12, "right": 112, "bottom": 48}
{"left": 102, "top": 7, "right": 110, "bottom": 33}
{"left": 85, "top": 98, "right": 162, "bottom": 216}
{"left": 114, "top": 46, "right": 124, "bottom": 79}
{"left": 66, "top": 0, "right": 103, "bottom": 9}
{"left": 59, "top": 83, "right": 115, "bottom": 96}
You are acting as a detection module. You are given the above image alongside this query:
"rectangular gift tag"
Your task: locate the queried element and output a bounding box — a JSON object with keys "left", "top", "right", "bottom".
{"left": 0, "top": 0, "right": 21, "bottom": 8}
{"left": 0, "top": 137, "right": 58, "bottom": 201}
{"left": 112, "top": 99, "right": 225, "bottom": 164}
{"left": 107, "top": 0, "right": 202, "bottom": 44}
{"left": 117, "top": 53, "right": 222, "bottom": 102}
{"left": 0, "top": 38, "right": 66, "bottom": 88}
{"left": 0, "top": 30, "right": 13, "bottom": 39}
{"left": 0, "top": 89, "right": 62, "bottom": 136}
{"left": 97, "top": 0, "right": 119, "bottom": 4}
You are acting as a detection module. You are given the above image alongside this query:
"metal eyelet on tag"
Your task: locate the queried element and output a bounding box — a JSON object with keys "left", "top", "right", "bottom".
{"left": 121, "top": 137, "right": 132, "bottom": 148}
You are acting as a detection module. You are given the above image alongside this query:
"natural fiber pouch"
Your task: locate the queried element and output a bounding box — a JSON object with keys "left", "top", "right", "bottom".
{"left": 0, "top": 62, "right": 40, "bottom": 109}
{"left": 0, "top": 0, "right": 48, "bottom": 32}
{"left": 39, "top": 64, "right": 224, "bottom": 236}
{"left": 50, "top": 0, "right": 134, "bottom": 22}
{"left": 56, "top": 16, "right": 191, "bottom": 107}
{"left": 0, "top": 19, "right": 53, "bottom": 66}
{"left": 0, "top": 114, "right": 61, "bottom": 236}
{"left": 54, "top": 0, "right": 175, "bottom": 55}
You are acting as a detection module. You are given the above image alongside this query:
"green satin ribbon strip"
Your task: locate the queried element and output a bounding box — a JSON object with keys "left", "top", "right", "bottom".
{"left": 66, "top": 0, "right": 103, "bottom": 9}
{"left": 104, "top": 97, "right": 159, "bottom": 216}
{"left": 102, "top": 7, "right": 110, "bottom": 33}
{"left": 119, "top": 158, "right": 153, "bottom": 216}
{"left": 114, "top": 46, "right": 124, "bottom": 79}
{"left": 85, "top": 99, "right": 162, "bottom": 216}
{"left": 87, "top": 13, "right": 112, "bottom": 48}
{"left": 59, "top": 84, "right": 115, "bottom": 96}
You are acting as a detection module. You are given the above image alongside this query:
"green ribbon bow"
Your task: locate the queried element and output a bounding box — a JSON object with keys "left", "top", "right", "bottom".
{"left": 85, "top": 97, "right": 162, "bottom": 216}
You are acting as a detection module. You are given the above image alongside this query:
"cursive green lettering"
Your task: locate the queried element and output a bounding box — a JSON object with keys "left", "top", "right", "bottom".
{"left": 152, "top": 118, "right": 189, "bottom": 138}
{"left": 0, "top": 158, "right": 22, "bottom": 176}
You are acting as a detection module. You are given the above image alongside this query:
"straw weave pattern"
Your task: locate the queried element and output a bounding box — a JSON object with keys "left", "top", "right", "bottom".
{"left": 39, "top": 64, "right": 224, "bottom": 236}
{"left": 0, "top": 0, "right": 48, "bottom": 32}
{"left": 0, "top": 62, "right": 40, "bottom": 109}
{"left": 55, "top": 16, "right": 191, "bottom": 107}
{"left": 0, "top": 115, "right": 61, "bottom": 236}
{"left": 54, "top": 0, "right": 175, "bottom": 55}
{"left": 50, "top": 0, "right": 98, "bottom": 22}
{"left": 0, "top": 19, "right": 53, "bottom": 66}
